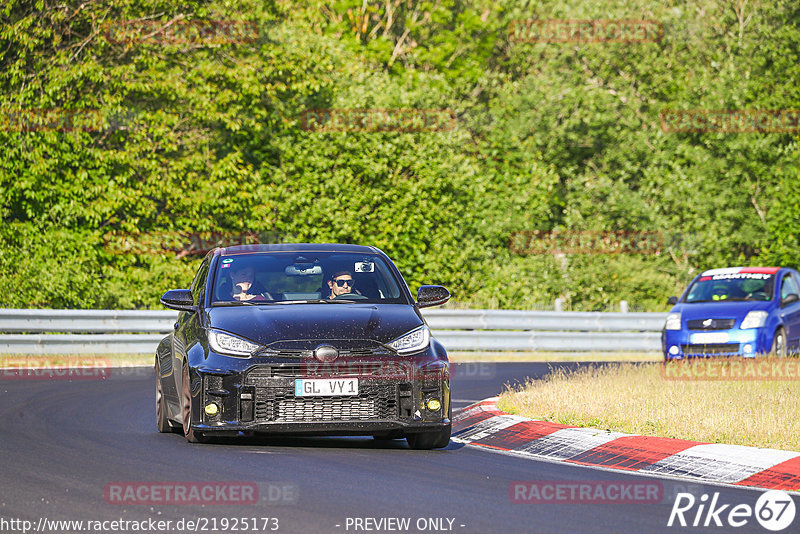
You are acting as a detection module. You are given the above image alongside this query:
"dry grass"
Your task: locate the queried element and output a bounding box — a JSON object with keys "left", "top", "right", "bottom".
{"left": 498, "top": 362, "right": 800, "bottom": 452}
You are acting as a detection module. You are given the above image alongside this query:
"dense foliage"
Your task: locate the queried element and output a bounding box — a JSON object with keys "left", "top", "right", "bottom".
{"left": 1, "top": 0, "right": 798, "bottom": 310}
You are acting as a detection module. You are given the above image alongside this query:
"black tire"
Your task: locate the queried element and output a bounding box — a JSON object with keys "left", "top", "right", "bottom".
{"left": 406, "top": 425, "right": 451, "bottom": 450}
{"left": 181, "top": 366, "right": 206, "bottom": 443}
{"left": 155, "top": 363, "right": 180, "bottom": 433}
{"left": 771, "top": 328, "right": 787, "bottom": 358}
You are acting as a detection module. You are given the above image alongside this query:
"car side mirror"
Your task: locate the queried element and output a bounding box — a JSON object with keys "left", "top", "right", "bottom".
{"left": 667, "top": 296, "right": 678, "bottom": 306}
{"left": 160, "top": 289, "right": 196, "bottom": 312}
{"left": 416, "top": 285, "right": 451, "bottom": 308}
{"left": 781, "top": 293, "right": 799, "bottom": 307}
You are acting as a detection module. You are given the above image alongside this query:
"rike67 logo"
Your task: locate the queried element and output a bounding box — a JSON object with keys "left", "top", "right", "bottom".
{"left": 668, "top": 490, "right": 796, "bottom": 531}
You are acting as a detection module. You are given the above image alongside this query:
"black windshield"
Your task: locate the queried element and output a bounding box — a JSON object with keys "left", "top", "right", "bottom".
{"left": 210, "top": 252, "right": 408, "bottom": 305}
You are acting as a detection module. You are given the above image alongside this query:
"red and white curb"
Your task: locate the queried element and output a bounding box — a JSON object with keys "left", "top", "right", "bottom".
{"left": 452, "top": 397, "right": 800, "bottom": 492}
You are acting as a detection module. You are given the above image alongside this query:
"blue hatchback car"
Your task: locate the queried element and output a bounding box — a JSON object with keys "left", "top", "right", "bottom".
{"left": 662, "top": 267, "right": 800, "bottom": 359}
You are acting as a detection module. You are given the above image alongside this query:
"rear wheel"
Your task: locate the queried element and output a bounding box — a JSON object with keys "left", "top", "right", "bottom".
{"left": 406, "top": 425, "right": 451, "bottom": 450}
{"left": 771, "top": 328, "right": 787, "bottom": 358}
{"left": 155, "top": 364, "right": 179, "bottom": 433}
{"left": 181, "top": 366, "right": 206, "bottom": 443}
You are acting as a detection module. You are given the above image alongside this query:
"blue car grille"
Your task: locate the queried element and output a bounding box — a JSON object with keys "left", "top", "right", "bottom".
{"left": 681, "top": 343, "right": 740, "bottom": 356}
{"left": 686, "top": 319, "right": 736, "bottom": 330}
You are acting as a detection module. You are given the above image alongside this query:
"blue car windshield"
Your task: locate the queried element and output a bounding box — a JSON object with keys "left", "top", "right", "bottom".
{"left": 685, "top": 273, "right": 775, "bottom": 303}
{"left": 210, "top": 252, "right": 408, "bottom": 305}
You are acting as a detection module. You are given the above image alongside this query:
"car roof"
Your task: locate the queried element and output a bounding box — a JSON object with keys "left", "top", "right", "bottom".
{"left": 216, "top": 243, "right": 381, "bottom": 256}
{"left": 699, "top": 266, "right": 782, "bottom": 276}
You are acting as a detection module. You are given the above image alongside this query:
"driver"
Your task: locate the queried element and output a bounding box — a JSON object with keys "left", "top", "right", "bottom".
{"left": 327, "top": 270, "right": 358, "bottom": 299}
{"left": 711, "top": 285, "right": 729, "bottom": 301}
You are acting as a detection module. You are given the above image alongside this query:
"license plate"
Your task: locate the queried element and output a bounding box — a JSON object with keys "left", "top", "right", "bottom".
{"left": 294, "top": 378, "right": 359, "bottom": 396}
{"left": 691, "top": 332, "right": 730, "bottom": 344}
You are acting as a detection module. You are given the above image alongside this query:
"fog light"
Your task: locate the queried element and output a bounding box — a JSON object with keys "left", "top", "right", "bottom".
{"left": 427, "top": 399, "right": 441, "bottom": 411}
{"left": 743, "top": 344, "right": 753, "bottom": 354}
{"left": 669, "top": 345, "right": 679, "bottom": 355}
{"left": 204, "top": 402, "right": 219, "bottom": 416}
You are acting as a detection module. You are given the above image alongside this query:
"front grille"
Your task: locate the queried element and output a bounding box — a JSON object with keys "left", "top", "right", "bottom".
{"left": 254, "top": 345, "right": 394, "bottom": 359}
{"left": 687, "top": 318, "right": 736, "bottom": 330}
{"left": 681, "top": 343, "right": 740, "bottom": 355}
{"left": 255, "top": 383, "right": 398, "bottom": 422}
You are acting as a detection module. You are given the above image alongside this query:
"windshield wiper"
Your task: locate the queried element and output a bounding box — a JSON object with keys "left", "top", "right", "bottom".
{"left": 211, "top": 301, "right": 258, "bottom": 306}
{"left": 687, "top": 298, "right": 747, "bottom": 303}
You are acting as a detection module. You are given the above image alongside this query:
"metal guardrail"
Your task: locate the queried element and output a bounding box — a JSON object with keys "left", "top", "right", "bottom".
{"left": 0, "top": 308, "right": 667, "bottom": 354}
{"left": 0, "top": 309, "right": 176, "bottom": 333}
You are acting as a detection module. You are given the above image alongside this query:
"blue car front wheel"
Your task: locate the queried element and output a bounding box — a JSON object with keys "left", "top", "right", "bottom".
{"left": 770, "top": 327, "right": 786, "bottom": 357}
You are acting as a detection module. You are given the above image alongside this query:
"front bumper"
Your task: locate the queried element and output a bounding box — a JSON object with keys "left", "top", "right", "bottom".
{"left": 186, "top": 356, "right": 450, "bottom": 436}
{"left": 662, "top": 328, "right": 767, "bottom": 359}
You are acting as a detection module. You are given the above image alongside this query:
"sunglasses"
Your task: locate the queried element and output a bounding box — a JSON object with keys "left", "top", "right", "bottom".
{"left": 334, "top": 278, "right": 354, "bottom": 287}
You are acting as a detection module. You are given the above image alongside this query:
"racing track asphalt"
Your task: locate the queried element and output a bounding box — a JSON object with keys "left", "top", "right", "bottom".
{"left": 0, "top": 362, "right": 791, "bottom": 534}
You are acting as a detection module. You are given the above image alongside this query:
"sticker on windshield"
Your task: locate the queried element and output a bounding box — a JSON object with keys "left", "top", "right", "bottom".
{"left": 711, "top": 273, "right": 772, "bottom": 280}
{"left": 222, "top": 258, "right": 234, "bottom": 263}
{"left": 354, "top": 261, "right": 374, "bottom": 273}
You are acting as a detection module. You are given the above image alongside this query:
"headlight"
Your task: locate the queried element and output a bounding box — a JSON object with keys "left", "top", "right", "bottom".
{"left": 207, "top": 330, "right": 261, "bottom": 357}
{"left": 388, "top": 326, "right": 430, "bottom": 355}
{"left": 665, "top": 313, "right": 681, "bottom": 330}
{"left": 740, "top": 311, "right": 768, "bottom": 329}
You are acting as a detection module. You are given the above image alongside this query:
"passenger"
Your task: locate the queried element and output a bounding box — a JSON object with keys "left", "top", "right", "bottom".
{"left": 230, "top": 265, "right": 273, "bottom": 301}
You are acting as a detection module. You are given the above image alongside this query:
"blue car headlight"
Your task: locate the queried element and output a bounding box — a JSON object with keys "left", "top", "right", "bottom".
{"left": 665, "top": 313, "right": 681, "bottom": 330}
{"left": 388, "top": 326, "right": 430, "bottom": 354}
{"left": 208, "top": 329, "right": 261, "bottom": 357}
{"left": 740, "top": 311, "right": 768, "bottom": 329}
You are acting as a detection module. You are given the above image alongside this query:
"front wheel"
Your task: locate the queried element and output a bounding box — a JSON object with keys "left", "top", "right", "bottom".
{"left": 181, "top": 366, "right": 206, "bottom": 443}
{"left": 771, "top": 328, "right": 787, "bottom": 358}
{"left": 156, "top": 364, "right": 180, "bottom": 433}
{"left": 406, "top": 425, "right": 451, "bottom": 450}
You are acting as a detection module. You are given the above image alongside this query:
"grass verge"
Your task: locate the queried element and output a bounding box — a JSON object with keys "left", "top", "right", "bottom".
{"left": 498, "top": 361, "right": 800, "bottom": 452}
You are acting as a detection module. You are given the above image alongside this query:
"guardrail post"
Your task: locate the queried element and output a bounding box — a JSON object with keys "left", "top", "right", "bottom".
{"left": 554, "top": 298, "right": 564, "bottom": 312}
{"left": 620, "top": 300, "right": 629, "bottom": 313}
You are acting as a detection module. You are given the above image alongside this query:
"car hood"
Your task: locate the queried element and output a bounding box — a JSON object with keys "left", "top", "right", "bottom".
{"left": 671, "top": 300, "right": 772, "bottom": 320}
{"left": 206, "top": 303, "right": 424, "bottom": 346}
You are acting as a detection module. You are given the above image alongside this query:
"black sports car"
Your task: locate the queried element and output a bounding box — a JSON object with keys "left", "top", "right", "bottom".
{"left": 155, "top": 243, "right": 452, "bottom": 449}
